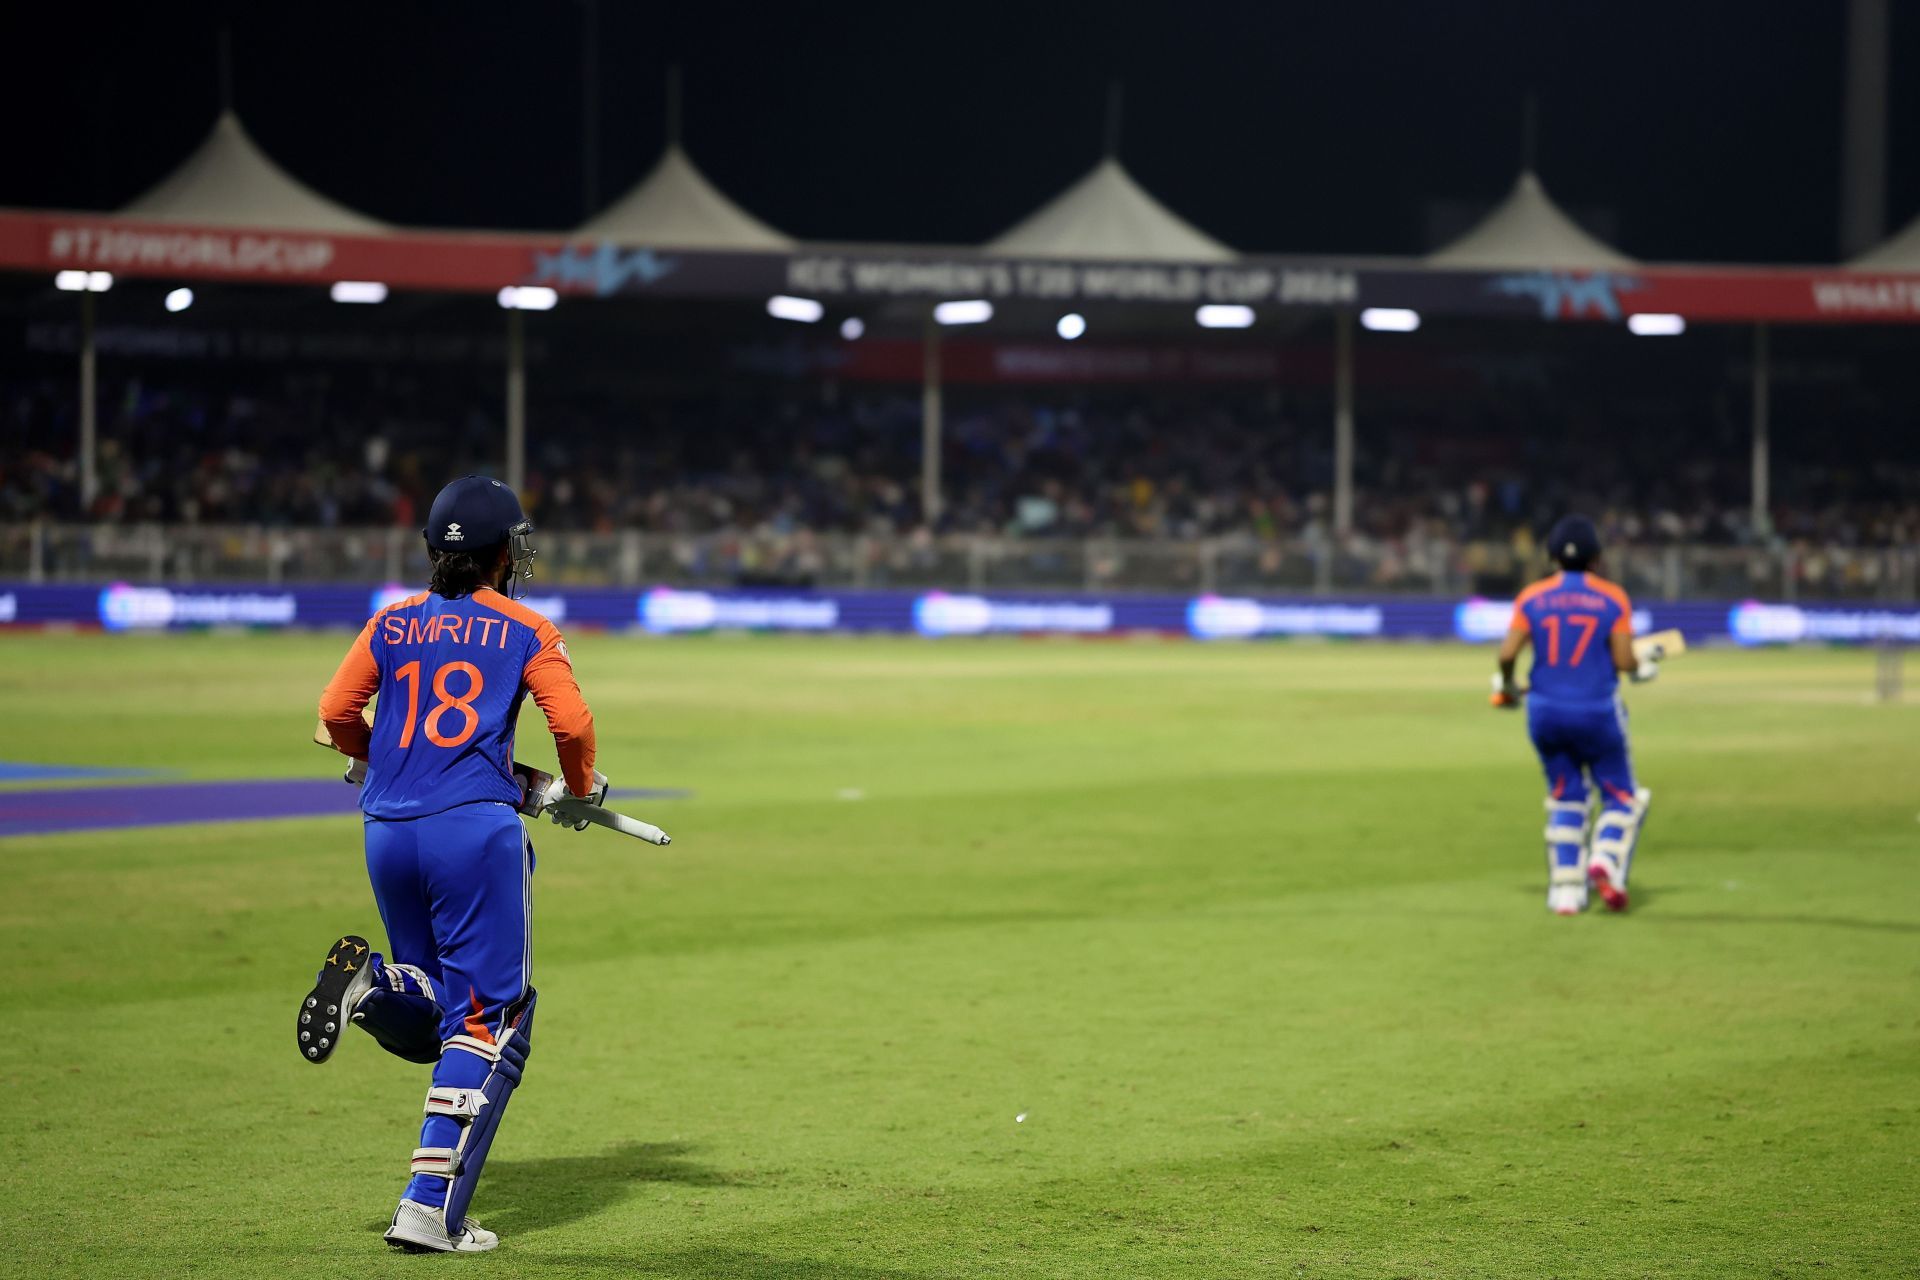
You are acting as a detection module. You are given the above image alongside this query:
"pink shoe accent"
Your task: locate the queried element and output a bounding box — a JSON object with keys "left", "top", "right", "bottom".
{"left": 1588, "top": 862, "right": 1628, "bottom": 912}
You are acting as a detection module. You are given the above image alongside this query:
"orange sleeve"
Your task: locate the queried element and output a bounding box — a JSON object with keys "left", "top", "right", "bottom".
{"left": 318, "top": 620, "right": 379, "bottom": 760}
{"left": 524, "top": 619, "right": 596, "bottom": 796}
{"left": 1593, "top": 579, "right": 1634, "bottom": 633}
{"left": 1508, "top": 579, "right": 1548, "bottom": 634}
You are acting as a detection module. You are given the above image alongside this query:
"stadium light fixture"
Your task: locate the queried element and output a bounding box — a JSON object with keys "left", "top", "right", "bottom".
{"left": 766, "top": 295, "right": 824, "bottom": 324}
{"left": 1360, "top": 307, "right": 1420, "bottom": 333}
{"left": 1195, "top": 304, "right": 1254, "bottom": 329}
{"left": 840, "top": 316, "right": 865, "bottom": 341}
{"left": 1627, "top": 313, "right": 1685, "bottom": 336}
{"left": 55, "top": 270, "right": 113, "bottom": 293}
{"left": 164, "top": 288, "right": 194, "bottom": 313}
{"left": 1056, "top": 313, "right": 1087, "bottom": 340}
{"left": 330, "top": 281, "right": 389, "bottom": 304}
{"left": 933, "top": 299, "right": 993, "bottom": 326}
{"left": 497, "top": 286, "right": 559, "bottom": 312}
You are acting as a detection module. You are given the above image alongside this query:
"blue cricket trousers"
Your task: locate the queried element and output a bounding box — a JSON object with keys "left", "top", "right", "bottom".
{"left": 365, "top": 801, "right": 532, "bottom": 1205}
{"left": 1528, "top": 695, "right": 1637, "bottom": 810}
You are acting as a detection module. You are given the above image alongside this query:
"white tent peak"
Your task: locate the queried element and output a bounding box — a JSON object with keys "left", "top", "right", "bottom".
{"left": 577, "top": 144, "right": 791, "bottom": 250}
{"left": 1848, "top": 211, "right": 1920, "bottom": 268}
{"left": 987, "top": 158, "right": 1234, "bottom": 262}
{"left": 120, "top": 110, "right": 386, "bottom": 233}
{"left": 1428, "top": 169, "right": 1636, "bottom": 270}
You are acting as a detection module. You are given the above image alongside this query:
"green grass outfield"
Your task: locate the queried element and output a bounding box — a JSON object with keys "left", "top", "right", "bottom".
{"left": 1, "top": 632, "right": 1916, "bottom": 1278}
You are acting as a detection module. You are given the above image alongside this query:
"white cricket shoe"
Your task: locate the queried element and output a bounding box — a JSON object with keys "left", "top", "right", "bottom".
{"left": 384, "top": 1199, "right": 500, "bottom": 1253}
{"left": 1546, "top": 883, "right": 1588, "bottom": 916}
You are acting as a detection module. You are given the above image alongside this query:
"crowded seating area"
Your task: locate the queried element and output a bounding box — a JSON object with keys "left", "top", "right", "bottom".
{"left": 5, "top": 370, "right": 1915, "bottom": 561}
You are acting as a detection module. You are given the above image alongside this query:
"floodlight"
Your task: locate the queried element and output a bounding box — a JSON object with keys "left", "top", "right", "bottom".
{"left": 330, "top": 281, "right": 389, "bottom": 304}
{"left": 1627, "top": 313, "right": 1685, "bottom": 336}
{"left": 1360, "top": 307, "right": 1420, "bottom": 333}
{"left": 933, "top": 299, "right": 993, "bottom": 325}
{"left": 56, "top": 271, "right": 112, "bottom": 293}
{"left": 1196, "top": 304, "right": 1254, "bottom": 329}
{"left": 766, "top": 295, "right": 825, "bottom": 323}
{"left": 498, "top": 286, "right": 559, "bottom": 311}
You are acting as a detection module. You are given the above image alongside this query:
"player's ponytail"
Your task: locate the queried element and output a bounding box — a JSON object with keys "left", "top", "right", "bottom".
{"left": 428, "top": 546, "right": 503, "bottom": 599}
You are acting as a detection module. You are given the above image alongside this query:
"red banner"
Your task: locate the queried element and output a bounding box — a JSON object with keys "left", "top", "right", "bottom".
{"left": 1628, "top": 269, "right": 1920, "bottom": 321}
{"left": 832, "top": 340, "right": 1474, "bottom": 387}
{"left": 0, "top": 211, "right": 565, "bottom": 292}
{"left": 5, "top": 208, "right": 1920, "bottom": 324}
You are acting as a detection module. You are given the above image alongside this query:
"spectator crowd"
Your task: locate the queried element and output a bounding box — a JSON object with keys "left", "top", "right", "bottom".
{"left": 5, "top": 372, "right": 1916, "bottom": 563}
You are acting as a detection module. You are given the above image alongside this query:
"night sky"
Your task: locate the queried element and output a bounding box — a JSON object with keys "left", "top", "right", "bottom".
{"left": 4, "top": 1, "right": 1916, "bottom": 264}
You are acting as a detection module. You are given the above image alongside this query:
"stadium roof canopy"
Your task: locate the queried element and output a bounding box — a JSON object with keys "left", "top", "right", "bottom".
{"left": 986, "top": 158, "right": 1234, "bottom": 262}
{"left": 1427, "top": 170, "right": 1635, "bottom": 269}
{"left": 120, "top": 110, "right": 386, "bottom": 233}
{"left": 1848, "top": 211, "right": 1920, "bottom": 268}
{"left": 577, "top": 145, "right": 792, "bottom": 249}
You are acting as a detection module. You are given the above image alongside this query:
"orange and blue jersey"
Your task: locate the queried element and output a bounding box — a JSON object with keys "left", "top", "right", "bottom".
{"left": 317, "top": 587, "right": 595, "bottom": 820}
{"left": 1509, "top": 571, "right": 1633, "bottom": 705}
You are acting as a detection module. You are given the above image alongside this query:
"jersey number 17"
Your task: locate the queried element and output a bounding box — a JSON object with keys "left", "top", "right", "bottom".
{"left": 1539, "top": 614, "right": 1599, "bottom": 666}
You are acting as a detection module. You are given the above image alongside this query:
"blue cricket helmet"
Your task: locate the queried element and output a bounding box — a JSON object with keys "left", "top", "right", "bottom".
{"left": 423, "top": 476, "right": 537, "bottom": 596}
{"left": 1547, "top": 514, "right": 1601, "bottom": 571}
{"left": 425, "top": 476, "right": 526, "bottom": 550}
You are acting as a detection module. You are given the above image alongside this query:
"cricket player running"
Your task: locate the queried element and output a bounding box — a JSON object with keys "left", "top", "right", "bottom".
{"left": 1492, "top": 515, "right": 1656, "bottom": 915}
{"left": 304, "top": 476, "right": 606, "bottom": 1252}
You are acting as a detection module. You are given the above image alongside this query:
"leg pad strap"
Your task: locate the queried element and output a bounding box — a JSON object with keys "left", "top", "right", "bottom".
{"left": 425, "top": 1086, "right": 490, "bottom": 1120}
{"left": 385, "top": 963, "right": 437, "bottom": 1002}
{"left": 1543, "top": 797, "right": 1591, "bottom": 879}
{"left": 442, "top": 1033, "right": 502, "bottom": 1063}
{"left": 411, "top": 1147, "right": 458, "bottom": 1179}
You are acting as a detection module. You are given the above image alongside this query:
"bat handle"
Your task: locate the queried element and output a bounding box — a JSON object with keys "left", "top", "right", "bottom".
{"left": 603, "top": 811, "right": 671, "bottom": 846}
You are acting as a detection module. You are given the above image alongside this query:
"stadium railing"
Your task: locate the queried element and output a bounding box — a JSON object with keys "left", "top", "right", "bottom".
{"left": 2, "top": 522, "right": 1914, "bottom": 603}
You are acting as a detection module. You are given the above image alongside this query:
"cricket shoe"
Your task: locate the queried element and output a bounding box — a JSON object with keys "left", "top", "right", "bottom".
{"left": 1586, "top": 787, "right": 1650, "bottom": 914}
{"left": 1587, "top": 859, "right": 1629, "bottom": 913}
{"left": 1546, "top": 884, "right": 1588, "bottom": 916}
{"left": 385, "top": 1199, "right": 499, "bottom": 1253}
{"left": 296, "top": 934, "right": 374, "bottom": 1064}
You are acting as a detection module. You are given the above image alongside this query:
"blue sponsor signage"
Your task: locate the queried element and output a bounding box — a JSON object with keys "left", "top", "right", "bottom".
{"left": 0, "top": 582, "right": 1909, "bottom": 646}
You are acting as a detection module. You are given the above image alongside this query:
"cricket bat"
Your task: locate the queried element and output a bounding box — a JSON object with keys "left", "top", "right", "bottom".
{"left": 311, "top": 714, "right": 672, "bottom": 847}
{"left": 544, "top": 798, "right": 672, "bottom": 846}
{"left": 513, "top": 764, "right": 674, "bottom": 846}
{"left": 1632, "top": 629, "right": 1687, "bottom": 662}
{"left": 312, "top": 707, "right": 372, "bottom": 749}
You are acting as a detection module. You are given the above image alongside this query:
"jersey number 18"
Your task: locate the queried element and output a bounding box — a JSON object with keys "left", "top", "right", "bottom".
{"left": 393, "top": 660, "right": 485, "bottom": 749}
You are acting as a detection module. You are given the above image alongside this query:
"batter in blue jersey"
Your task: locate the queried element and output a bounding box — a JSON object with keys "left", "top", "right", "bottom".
{"left": 301, "top": 476, "right": 608, "bottom": 1253}
{"left": 1492, "top": 515, "right": 1657, "bottom": 915}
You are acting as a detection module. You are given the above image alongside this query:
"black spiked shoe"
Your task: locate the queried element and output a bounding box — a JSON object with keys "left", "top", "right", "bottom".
{"left": 295, "top": 934, "right": 374, "bottom": 1064}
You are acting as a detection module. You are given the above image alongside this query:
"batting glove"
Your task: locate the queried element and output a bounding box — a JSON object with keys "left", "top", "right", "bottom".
{"left": 544, "top": 770, "right": 609, "bottom": 830}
